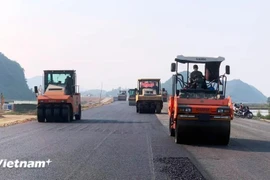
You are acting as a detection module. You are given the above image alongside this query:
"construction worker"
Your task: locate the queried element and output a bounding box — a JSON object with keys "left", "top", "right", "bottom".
{"left": 190, "top": 64, "right": 203, "bottom": 83}
{"left": 190, "top": 65, "right": 207, "bottom": 89}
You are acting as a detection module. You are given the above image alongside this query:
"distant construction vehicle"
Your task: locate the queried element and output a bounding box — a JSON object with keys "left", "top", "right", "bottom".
{"left": 135, "top": 78, "right": 165, "bottom": 113}
{"left": 34, "top": 70, "right": 81, "bottom": 122}
{"left": 162, "top": 88, "right": 168, "bottom": 102}
{"left": 168, "top": 55, "right": 233, "bottom": 145}
{"left": 128, "top": 88, "right": 136, "bottom": 106}
{"left": 117, "top": 90, "right": 127, "bottom": 101}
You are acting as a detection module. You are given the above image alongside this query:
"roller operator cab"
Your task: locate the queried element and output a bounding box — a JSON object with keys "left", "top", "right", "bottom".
{"left": 168, "top": 55, "right": 233, "bottom": 145}
{"left": 128, "top": 88, "right": 136, "bottom": 106}
{"left": 135, "top": 78, "right": 166, "bottom": 114}
{"left": 34, "top": 70, "right": 81, "bottom": 123}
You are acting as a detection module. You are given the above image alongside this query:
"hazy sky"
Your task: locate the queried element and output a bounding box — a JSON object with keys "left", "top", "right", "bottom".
{"left": 0, "top": 0, "right": 269, "bottom": 96}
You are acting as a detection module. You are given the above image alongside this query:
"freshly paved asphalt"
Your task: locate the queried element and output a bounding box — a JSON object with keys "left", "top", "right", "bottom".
{"left": 158, "top": 103, "right": 270, "bottom": 180}
{"left": 0, "top": 101, "right": 269, "bottom": 180}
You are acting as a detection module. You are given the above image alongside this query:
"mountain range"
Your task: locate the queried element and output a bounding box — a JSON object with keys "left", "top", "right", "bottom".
{"left": 2, "top": 50, "right": 265, "bottom": 103}
{"left": 161, "top": 74, "right": 267, "bottom": 103}
{"left": 27, "top": 72, "right": 268, "bottom": 103}
{"left": 0, "top": 52, "right": 35, "bottom": 100}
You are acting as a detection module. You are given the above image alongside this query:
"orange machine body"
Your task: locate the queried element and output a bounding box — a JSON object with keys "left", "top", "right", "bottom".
{"left": 168, "top": 96, "right": 233, "bottom": 130}
{"left": 168, "top": 55, "right": 232, "bottom": 145}
{"left": 37, "top": 91, "right": 81, "bottom": 115}
{"left": 34, "top": 70, "right": 82, "bottom": 122}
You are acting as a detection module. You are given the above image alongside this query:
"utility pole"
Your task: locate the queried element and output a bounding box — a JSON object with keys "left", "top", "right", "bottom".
{"left": 0, "top": 93, "right": 4, "bottom": 110}
{"left": 99, "top": 82, "right": 103, "bottom": 103}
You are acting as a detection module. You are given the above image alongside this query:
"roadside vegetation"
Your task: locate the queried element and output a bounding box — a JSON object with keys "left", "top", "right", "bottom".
{"left": 255, "top": 97, "right": 270, "bottom": 119}
{"left": 256, "top": 111, "right": 270, "bottom": 120}
{"left": 4, "top": 110, "right": 36, "bottom": 115}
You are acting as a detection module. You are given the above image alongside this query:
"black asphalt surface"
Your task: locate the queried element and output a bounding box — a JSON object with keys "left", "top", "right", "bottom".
{"left": 0, "top": 101, "right": 206, "bottom": 180}
{"left": 158, "top": 103, "right": 270, "bottom": 180}
{"left": 0, "top": 101, "right": 269, "bottom": 180}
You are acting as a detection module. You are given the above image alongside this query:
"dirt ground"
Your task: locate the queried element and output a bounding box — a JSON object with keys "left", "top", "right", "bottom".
{"left": 0, "top": 115, "right": 36, "bottom": 127}
{"left": 0, "top": 97, "right": 114, "bottom": 127}
{"left": 81, "top": 96, "right": 104, "bottom": 105}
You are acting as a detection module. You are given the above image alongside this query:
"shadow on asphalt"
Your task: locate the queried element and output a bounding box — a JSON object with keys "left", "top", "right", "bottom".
{"left": 69, "top": 119, "right": 149, "bottom": 124}
{"left": 186, "top": 138, "right": 270, "bottom": 152}
{"left": 43, "top": 119, "right": 148, "bottom": 124}
{"left": 215, "top": 138, "right": 270, "bottom": 152}
{"left": 136, "top": 112, "right": 167, "bottom": 114}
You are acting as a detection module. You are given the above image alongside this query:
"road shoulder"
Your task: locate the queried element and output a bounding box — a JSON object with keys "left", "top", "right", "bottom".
{"left": 0, "top": 114, "right": 36, "bottom": 127}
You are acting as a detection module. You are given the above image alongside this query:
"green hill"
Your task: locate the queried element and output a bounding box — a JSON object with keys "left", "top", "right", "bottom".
{"left": 0, "top": 52, "right": 35, "bottom": 100}
{"left": 161, "top": 72, "right": 267, "bottom": 103}
{"left": 226, "top": 79, "right": 267, "bottom": 103}
{"left": 26, "top": 76, "right": 42, "bottom": 90}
